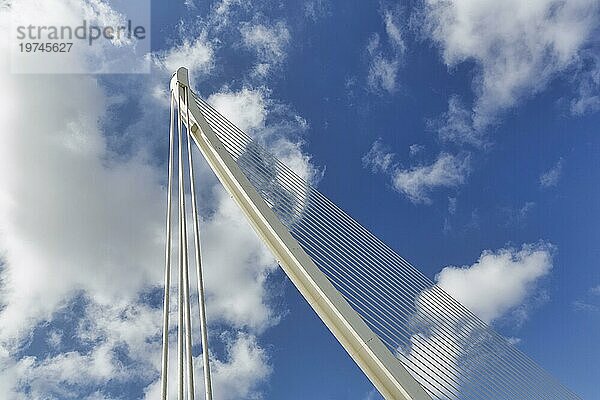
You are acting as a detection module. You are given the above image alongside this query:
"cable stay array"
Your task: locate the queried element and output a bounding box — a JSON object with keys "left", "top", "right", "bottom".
{"left": 164, "top": 67, "right": 581, "bottom": 400}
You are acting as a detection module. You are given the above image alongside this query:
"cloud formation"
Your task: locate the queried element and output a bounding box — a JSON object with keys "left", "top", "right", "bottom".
{"left": 402, "top": 242, "right": 555, "bottom": 397}
{"left": 304, "top": 0, "right": 331, "bottom": 21}
{"left": 431, "top": 95, "right": 484, "bottom": 147}
{"left": 570, "top": 53, "right": 600, "bottom": 115}
{"left": 540, "top": 158, "right": 564, "bottom": 188}
{"left": 436, "top": 243, "right": 554, "bottom": 324}
{"left": 423, "top": 0, "right": 600, "bottom": 131}
{"left": 392, "top": 153, "right": 469, "bottom": 204}
{"left": 363, "top": 140, "right": 470, "bottom": 204}
{"left": 572, "top": 284, "right": 600, "bottom": 313}
{"left": 240, "top": 21, "right": 291, "bottom": 77}
{"left": 0, "top": 0, "right": 318, "bottom": 398}
{"left": 366, "top": 7, "right": 405, "bottom": 93}
{"left": 208, "top": 87, "right": 320, "bottom": 183}
{"left": 362, "top": 138, "right": 395, "bottom": 173}
{"left": 156, "top": 37, "right": 214, "bottom": 77}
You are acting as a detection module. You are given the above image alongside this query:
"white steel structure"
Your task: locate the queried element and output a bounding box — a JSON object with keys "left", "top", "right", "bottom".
{"left": 161, "top": 68, "right": 581, "bottom": 400}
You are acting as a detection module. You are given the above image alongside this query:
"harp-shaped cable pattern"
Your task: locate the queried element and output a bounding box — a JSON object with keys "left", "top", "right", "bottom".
{"left": 192, "top": 92, "right": 580, "bottom": 400}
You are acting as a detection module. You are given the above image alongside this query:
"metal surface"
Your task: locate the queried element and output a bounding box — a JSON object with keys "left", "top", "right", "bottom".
{"left": 191, "top": 92, "right": 581, "bottom": 400}
{"left": 185, "top": 83, "right": 214, "bottom": 400}
{"left": 160, "top": 93, "right": 175, "bottom": 400}
{"left": 171, "top": 67, "right": 431, "bottom": 400}
{"left": 161, "top": 70, "right": 215, "bottom": 400}
{"left": 167, "top": 67, "right": 580, "bottom": 400}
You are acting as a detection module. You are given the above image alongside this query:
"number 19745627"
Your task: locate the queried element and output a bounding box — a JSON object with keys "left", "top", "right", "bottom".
{"left": 19, "top": 42, "right": 73, "bottom": 52}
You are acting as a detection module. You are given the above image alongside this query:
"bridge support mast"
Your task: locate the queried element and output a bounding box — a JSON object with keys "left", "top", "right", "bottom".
{"left": 171, "top": 67, "right": 430, "bottom": 400}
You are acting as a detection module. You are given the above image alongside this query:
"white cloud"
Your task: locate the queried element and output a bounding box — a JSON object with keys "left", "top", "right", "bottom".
{"left": 362, "top": 138, "right": 395, "bottom": 173}
{"left": 46, "top": 330, "right": 63, "bottom": 350}
{"left": 409, "top": 144, "right": 425, "bottom": 157}
{"left": 383, "top": 8, "right": 405, "bottom": 50}
{"left": 570, "top": 54, "right": 600, "bottom": 115}
{"left": 0, "top": 297, "right": 273, "bottom": 399}
{"left": 391, "top": 153, "right": 470, "bottom": 204}
{"left": 207, "top": 87, "right": 320, "bottom": 183}
{"left": 240, "top": 21, "right": 291, "bottom": 76}
{"left": 209, "top": 0, "right": 249, "bottom": 29}
{"left": 433, "top": 95, "right": 484, "bottom": 147}
{"left": 400, "top": 242, "right": 555, "bottom": 397}
{"left": 0, "top": 70, "right": 164, "bottom": 344}
{"left": 436, "top": 243, "right": 554, "bottom": 323}
{"left": 208, "top": 88, "right": 267, "bottom": 133}
{"left": 423, "top": 0, "right": 600, "bottom": 129}
{"left": 142, "top": 331, "right": 270, "bottom": 400}
{"left": 0, "top": 299, "right": 161, "bottom": 398}
{"left": 571, "top": 284, "right": 600, "bottom": 313}
{"left": 304, "top": 0, "right": 331, "bottom": 21}
{"left": 8, "top": 0, "right": 149, "bottom": 74}
{"left": 368, "top": 52, "right": 400, "bottom": 94}
{"left": 0, "top": 1, "right": 318, "bottom": 398}
{"left": 0, "top": 46, "right": 163, "bottom": 393}
{"left": 202, "top": 188, "right": 280, "bottom": 332}
{"left": 155, "top": 36, "right": 214, "bottom": 77}
{"left": 210, "top": 333, "right": 272, "bottom": 399}
{"left": 502, "top": 201, "right": 536, "bottom": 227}
{"left": 362, "top": 140, "right": 470, "bottom": 204}
{"left": 214, "top": 0, "right": 243, "bottom": 17}
{"left": 540, "top": 158, "right": 564, "bottom": 188}
{"left": 367, "top": 8, "right": 405, "bottom": 93}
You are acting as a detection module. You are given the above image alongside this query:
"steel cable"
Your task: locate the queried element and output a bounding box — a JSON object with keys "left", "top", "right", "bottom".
{"left": 191, "top": 93, "right": 579, "bottom": 400}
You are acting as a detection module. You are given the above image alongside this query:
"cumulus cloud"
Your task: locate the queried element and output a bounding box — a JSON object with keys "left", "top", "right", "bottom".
{"left": 393, "top": 153, "right": 469, "bottom": 204}
{"left": 201, "top": 188, "right": 280, "bottom": 332}
{"left": 540, "top": 158, "right": 564, "bottom": 188}
{"left": 363, "top": 140, "right": 469, "bottom": 204}
{"left": 0, "top": 296, "right": 273, "bottom": 399}
{"left": 400, "top": 242, "right": 555, "bottom": 397}
{"left": 207, "top": 87, "right": 320, "bottom": 183}
{"left": 0, "top": 67, "right": 164, "bottom": 344}
{"left": 423, "top": 0, "right": 600, "bottom": 130}
{"left": 436, "top": 243, "right": 554, "bottom": 324}
{"left": 367, "top": 7, "right": 405, "bottom": 93}
{"left": 155, "top": 37, "right": 214, "bottom": 77}
{"left": 209, "top": 333, "right": 272, "bottom": 399}
{"left": 0, "top": 1, "right": 318, "bottom": 398}
{"left": 9, "top": 0, "right": 149, "bottom": 74}
{"left": 208, "top": 88, "right": 267, "bottom": 133}
{"left": 143, "top": 331, "right": 271, "bottom": 400}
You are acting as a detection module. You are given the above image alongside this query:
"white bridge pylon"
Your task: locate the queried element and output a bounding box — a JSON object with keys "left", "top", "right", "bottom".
{"left": 160, "top": 69, "right": 213, "bottom": 400}
{"left": 165, "top": 67, "right": 430, "bottom": 400}
{"left": 162, "top": 67, "right": 581, "bottom": 400}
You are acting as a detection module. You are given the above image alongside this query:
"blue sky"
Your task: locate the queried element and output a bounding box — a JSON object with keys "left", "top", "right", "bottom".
{"left": 0, "top": 0, "right": 599, "bottom": 399}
